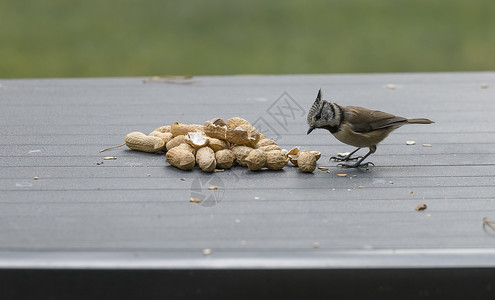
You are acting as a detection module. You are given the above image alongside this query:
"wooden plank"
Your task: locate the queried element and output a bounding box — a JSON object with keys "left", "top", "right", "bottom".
{"left": 0, "top": 73, "right": 495, "bottom": 270}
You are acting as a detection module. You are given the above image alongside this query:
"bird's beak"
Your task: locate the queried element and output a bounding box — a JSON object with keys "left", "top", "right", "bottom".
{"left": 307, "top": 126, "right": 315, "bottom": 135}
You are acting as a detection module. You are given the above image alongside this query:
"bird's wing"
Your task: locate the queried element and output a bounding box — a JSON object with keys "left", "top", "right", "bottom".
{"left": 343, "top": 106, "right": 408, "bottom": 133}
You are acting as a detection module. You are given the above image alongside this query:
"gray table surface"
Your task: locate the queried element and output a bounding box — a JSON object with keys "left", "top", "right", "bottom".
{"left": 1, "top": 72, "right": 494, "bottom": 270}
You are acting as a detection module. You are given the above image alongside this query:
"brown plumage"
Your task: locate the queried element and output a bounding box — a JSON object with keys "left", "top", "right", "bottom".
{"left": 307, "top": 89, "right": 434, "bottom": 168}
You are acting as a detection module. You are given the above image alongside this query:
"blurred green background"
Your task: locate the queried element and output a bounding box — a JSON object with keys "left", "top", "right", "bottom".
{"left": 1, "top": 0, "right": 494, "bottom": 78}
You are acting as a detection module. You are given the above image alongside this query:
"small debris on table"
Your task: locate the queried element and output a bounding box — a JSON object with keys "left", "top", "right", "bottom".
{"left": 416, "top": 203, "right": 427, "bottom": 211}
{"left": 180, "top": 178, "right": 186, "bottom": 181}
{"left": 337, "top": 152, "right": 350, "bottom": 157}
{"left": 189, "top": 197, "right": 201, "bottom": 203}
{"left": 337, "top": 174, "right": 348, "bottom": 177}
{"left": 389, "top": 181, "right": 394, "bottom": 184}
{"left": 318, "top": 166, "right": 329, "bottom": 171}
{"left": 104, "top": 156, "right": 117, "bottom": 160}
{"left": 422, "top": 144, "right": 432, "bottom": 147}
{"left": 214, "top": 169, "right": 225, "bottom": 172}
{"left": 358, "top": 186, "right": 365, "bottom": 189}
{"left": 481, "top": 83, "right": 489, "bottom": 89}
{"left": 147, "top": 174, "right": 151, "bottom": 177}
{"left": 483, "top": 217, "right": 495, "bottom": 232}
{"left": 386, "top": 84, "right": 396, "bottom": 89}
{"left": 312, "top": 242, "right": 320, "bottom": 248}
{"left": 202, "top": 248, "right": 212, "bottom": 256}
{"left": 99, "top": 143, "right": 125, "bottom": 153}
{"left": 208, "top": 186, "right": 218, "bottom": 190}
{"left": 33, "top": 177, "right": 39, "bottom": 180}
{"left": 410, "top": 191, "right": 414, "bottom": 194}
{"left": 406, "top": 140, "right": 416, "bottom": 145}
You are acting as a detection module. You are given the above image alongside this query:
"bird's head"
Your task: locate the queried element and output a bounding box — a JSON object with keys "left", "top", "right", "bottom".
{"left": 307, "top": 89, "right": 340, "bottom": 134}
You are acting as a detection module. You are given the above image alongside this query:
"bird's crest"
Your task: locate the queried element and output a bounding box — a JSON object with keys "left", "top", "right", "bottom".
{"left": 307, "top": 89, "right": 323, "bottom": 125}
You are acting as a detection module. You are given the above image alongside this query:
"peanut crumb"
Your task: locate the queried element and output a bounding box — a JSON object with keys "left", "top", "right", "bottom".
{"left": 416, "top": 203, "right": 427, "bottom": 211}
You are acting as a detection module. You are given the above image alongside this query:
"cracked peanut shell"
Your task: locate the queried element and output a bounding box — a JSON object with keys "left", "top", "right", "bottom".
{"left": 166, "top": 147, "right": 196, "bottom": 170}
{"left": 171, "top": 122, "right": 204, "bottom": 137}
{"left": 204, "top": 118, "right": 227, "bottom": 140}
{"left": 196, "top": 146, "right": 217, "bottom": 173}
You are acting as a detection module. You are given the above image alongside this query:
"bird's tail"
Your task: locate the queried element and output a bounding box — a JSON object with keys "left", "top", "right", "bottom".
{"left": 407, "top": 118, "right": 434, "bottom": 124}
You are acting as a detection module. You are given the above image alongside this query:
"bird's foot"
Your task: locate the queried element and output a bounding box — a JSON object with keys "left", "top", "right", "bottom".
{"left": 337, "top": 162, "right": 374, "bottom": 169}
{"left": 330, "top": 156, "right": 362, "bottom": 162}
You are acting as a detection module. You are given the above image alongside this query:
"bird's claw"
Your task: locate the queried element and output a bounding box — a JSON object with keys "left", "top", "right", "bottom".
{"left": 337, "top": 162, "right": 374, "bottom": 168}
{"left": 348, "top": 156, "right": 362, "bottom": 161}
{"left": 360, "top": 162, "right": 374, "bottom": 168}
{"left": 330, "top": 156, "right": 362, "bottom": 162}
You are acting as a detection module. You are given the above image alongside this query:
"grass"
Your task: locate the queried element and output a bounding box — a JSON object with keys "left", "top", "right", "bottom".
{"left": 1, "top": 0, "right": 494, "bottom": 78}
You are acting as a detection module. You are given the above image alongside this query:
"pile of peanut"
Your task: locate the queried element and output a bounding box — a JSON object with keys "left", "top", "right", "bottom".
{"left": 124, "top": 117, "right": 321, "bottom": 173}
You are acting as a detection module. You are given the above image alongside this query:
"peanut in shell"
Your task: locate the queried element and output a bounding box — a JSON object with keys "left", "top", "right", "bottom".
{"left": 297, "top": 151, "right": 317, "bottom": 173}
{"left": 245, "top": 149, "right": 266, "bottom": 171}
{"left": 166, "top": 135, "right": 186, "bottom": 151}
{"left": 215, "top": 149, "right": 235, "bottom": 169}
{"left": 265, "top": 150, "right": 288, "bottom": 170}
{"left": 231, "top": 145, "right": 253, "bottom": 167}
{"left": 125, "top": 132, "right": 165, "bottom": 153}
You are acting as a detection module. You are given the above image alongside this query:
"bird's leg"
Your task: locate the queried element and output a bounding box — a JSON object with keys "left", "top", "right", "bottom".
{"left": 338, "top": 146, "right": 376, "bottom": 168}
{"left": 330, "top": 148, "right": 361, "bottom": 162}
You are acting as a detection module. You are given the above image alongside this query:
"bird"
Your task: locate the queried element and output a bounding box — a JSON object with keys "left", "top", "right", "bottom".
{"left": 306, "top": 89, "right": 434, "bottom": 168}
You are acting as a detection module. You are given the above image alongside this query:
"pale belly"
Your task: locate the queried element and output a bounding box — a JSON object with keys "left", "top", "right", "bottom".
{"left": 331, "top": 124, "right": 394, "bottom": 148}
